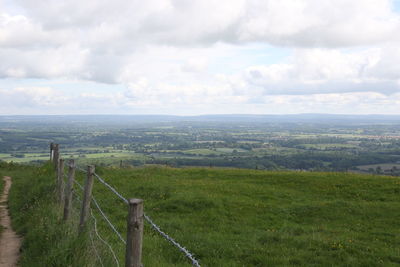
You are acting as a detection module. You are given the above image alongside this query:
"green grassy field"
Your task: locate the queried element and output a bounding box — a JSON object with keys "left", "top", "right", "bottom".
{"left": 299, "top": 143, "right": 358, "bottom": 149}
{"left": 0, "top": 153, "right": 49, "bottom": 163}
{"left": 76, "top": 166, "right": 400, "bottom": 266}
{"left": 1, "top": 162, "right": 400, "bottom": 266}
{"left": 0, "top": 151, "right": 146, "bottom": 164}
{"left": 0, "top": 162, "right": 104, "bottom": 266}
{"left": 183, "top": 149, "right": 221, "bottom": 155}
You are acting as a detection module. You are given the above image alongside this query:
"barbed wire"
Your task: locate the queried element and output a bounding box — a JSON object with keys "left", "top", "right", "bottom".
{"left": 73, "top": 180, "right": 126, "bottom": 244}
{"left": 91, "top": 196, "right": 126, "bottom": 245}
{"left": 72, "top": 191, "right": 104, "bottom": 267}
{"left": 90, "top": 209, "right": 120, "bottom": 267}
{"left": 73, "top": 164, "right": 201, "bottom": 266}
{"left": 74, "top": 179, "right": 84, "bottom": 191}
{"left": 89, "top": 217, "right": 105, "bottom": 267}
{"left": 93, "top": 173, "right": 129, "bottom": 204}
{"left": 73, "top": 189, "right": 120, "bottom": 267}
{"left": 76, "top": 166, "right": 88, "bottom": 173}
{"left": 75, "top": 167, "right": 128, "bottom": 204}
{"left": 144, "top": 214, "right": 201, "bottom": 267}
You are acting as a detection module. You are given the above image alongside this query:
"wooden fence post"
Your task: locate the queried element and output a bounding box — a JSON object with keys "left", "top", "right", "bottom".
{"left": 79, "top": 165, "right": 95, "bottom": 233}
{"left": 50, "top": 142, "right": 54, "bottom": 161}
{"left": 63, "top": 159, "right": 75, "bottom": 221}
{"left": 57, "top": 158, "right": 65, "bottom": 203}
{"left": 125, "top": 199, "right": 144, "bottom": 267}
{"left": 53, "top": 144, "right": 59, "bottom": 170}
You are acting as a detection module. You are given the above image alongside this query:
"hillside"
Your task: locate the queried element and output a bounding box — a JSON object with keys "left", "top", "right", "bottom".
{"left": 0, "top": 171, "right": 3, "bottom": 235}
{"left": 1, "top": 162, "right": 399, "bottom": 266}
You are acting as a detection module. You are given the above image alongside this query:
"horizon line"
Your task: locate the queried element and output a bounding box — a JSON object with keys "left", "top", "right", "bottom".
{"left": 1, "top": 113, "right": 400, "bottom": 117}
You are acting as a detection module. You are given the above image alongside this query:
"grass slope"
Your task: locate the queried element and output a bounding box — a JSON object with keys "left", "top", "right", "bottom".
{"left": 0, "top": 161, "right": 399, "bottom": 266}
{"left": 0, "top": 164, "right": 3, "bottom": 234}
{"left": 0, "top": 162, "right": 109, "bottom": 267}
{"left": 76, "top": 166, "right": 400, "bottom": 266}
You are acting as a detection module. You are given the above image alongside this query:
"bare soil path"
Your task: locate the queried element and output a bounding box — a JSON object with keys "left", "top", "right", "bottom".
{"left": 0, "top": 176, "right": 21, "bottom": 267}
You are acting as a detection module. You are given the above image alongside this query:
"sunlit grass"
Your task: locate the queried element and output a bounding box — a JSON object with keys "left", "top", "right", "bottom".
{"left": 76, "top": 166, "right": 400, "bottom": 266}
{"left": 2, "top": 161, "right": 400, "bottom": 266}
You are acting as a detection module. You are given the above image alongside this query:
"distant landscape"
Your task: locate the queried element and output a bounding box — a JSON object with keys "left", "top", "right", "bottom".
{"left": 1, "top": 114, "right": 400, "bottom": 176}
{"left": 1, "top": 114, "right": 400, "bottom": 266}
{"left": 2, "top": 1, "right": 400, "bottom": 266}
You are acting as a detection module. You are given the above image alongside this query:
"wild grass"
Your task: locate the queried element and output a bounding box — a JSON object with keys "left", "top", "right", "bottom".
{"left": 0, "top": 167, "right": 3, "bottom": 234}
{"left": 74, "top": 166, "right": 400, "bottom": 266}
{"left": 1, "top": 161, "right": 400, "bottom": 266}
{"left": 0, "top": 162, "right": 114, "bottom": 267}
{"left": 0, "top": 166, "right": 3, "bottom": 193}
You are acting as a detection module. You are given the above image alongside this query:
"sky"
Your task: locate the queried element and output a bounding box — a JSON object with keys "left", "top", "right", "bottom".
{"left": 1, "top": 0, "right": 400, "bottom": 115}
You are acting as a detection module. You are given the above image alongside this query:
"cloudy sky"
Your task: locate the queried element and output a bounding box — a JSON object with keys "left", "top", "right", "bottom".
{"left": 1, "top": 0, "right": 400, "bottom": 115}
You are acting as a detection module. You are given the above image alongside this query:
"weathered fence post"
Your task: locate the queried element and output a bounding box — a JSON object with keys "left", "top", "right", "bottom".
{"left": 53, "top": 144, "right": 59, "bottom": 170}
{"left": 125, "top": 199, "right": 144, "bottom": 267}
{"left": 63, "top": 159, "right": 75, "bottom": 221}
{"left": 50, "top": 142, "right": 54, "bottom": 161}
{"left": 57, "top": 158, "right": 65, "bottom": 203}
{"left": 79, "top": 165, "right": 95, "bottom": 233}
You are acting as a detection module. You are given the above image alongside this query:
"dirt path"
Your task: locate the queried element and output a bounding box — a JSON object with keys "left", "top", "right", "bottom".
{"left": 0, "top": 176, "right": 21, "bottom": 267}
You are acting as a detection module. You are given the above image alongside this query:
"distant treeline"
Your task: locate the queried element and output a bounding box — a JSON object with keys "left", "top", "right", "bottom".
{"left": 121, "top": 151, "right": 400, "bottom": 172}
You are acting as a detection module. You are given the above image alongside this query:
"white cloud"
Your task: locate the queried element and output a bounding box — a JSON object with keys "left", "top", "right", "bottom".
{"left": 242, "top": 47, "right": 400, "bottom": 95}
{"left": 12, "top": 0, "right": 400, "bottom": 46}
{"left": 1, "top": 0, "right": 400, "bottom": 82}
{"left": 1, "top": 0, "right": 400, "bottom": 114}
{"left": 0, "top": 87, "right": 64, "bottom": 107}
{"left": 239, "top": 0, "right": 400, "bottom": 47}
{"left": 0, "top": 44, "right": 88, "bottom": 79}
{"left": 2, "top": 85, "right": 400, "bottom": 115}
{"left": 181, "top": 58, "right": 208, "bottom": 73}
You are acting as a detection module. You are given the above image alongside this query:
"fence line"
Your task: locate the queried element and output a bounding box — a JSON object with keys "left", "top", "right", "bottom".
{"left": 73, "top": 186, "right": 120, "bottom": 267}
{"left": 90, "top": 209, "right": 121, "bottom": 267}
{"left": 54, "top": 143, "right": 201, "bottom": 267}
{"left": 73, "top": 179, "right": 125, "bottom": 244}
{"left": 88, "top": 170, "right": 201, "bottom": 266}
{"left": 76, "top": 166, "right": 87, "bottom": 173}
{"left": 84, "top": 188, "right": 105, "bottom": 267}
{"left": 73, "top": 179, "right": 84, "bottom": 191}
{"left": 92, "top": 196, "right": 126, "bottom": 244}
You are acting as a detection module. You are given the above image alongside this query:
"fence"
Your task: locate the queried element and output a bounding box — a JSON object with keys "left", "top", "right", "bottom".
{"left": 49, "top": 142, "right": 201, "bottom": 267}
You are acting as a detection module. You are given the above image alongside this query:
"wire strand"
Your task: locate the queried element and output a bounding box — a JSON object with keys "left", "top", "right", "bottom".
{"left": 90, "top": 209, "right": 121, "bottom": 267}
{"left": 76, "top": 166, "right": 88, "bottom": 173}
{"left": 93, "top": 173, "right": 129, "bottom": 204}
{"left": 74, "top": 180, "right": 126, "bottom": 244}
{"left": 73, "top": 190, "right": 120, "bottom": 267}
{"left": 89, "top": 226, "right": 105, "bottom": 267}
{"left": 74, "top": 166, "right": 201, "bottom": 266}
{"left": 144, "top": 214, "right": 201, "bottom": 267}
{"left": 91, "top": 196, "right": 127, "bottom": 245}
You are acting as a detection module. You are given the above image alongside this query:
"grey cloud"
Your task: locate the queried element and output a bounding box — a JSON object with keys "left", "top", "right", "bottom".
{"left": 247, "top": 80, "right": 400, "bottom": 96}
{"left": 1, "top": 0, "right": 400, "bottom": 98}
{"left": 12, "top": 0, "right": 400, "bottom": 47}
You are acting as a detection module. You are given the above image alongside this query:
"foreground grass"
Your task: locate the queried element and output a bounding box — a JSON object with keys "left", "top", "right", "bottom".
{"left": 0, "top": 167, "right": 3, "bottom": 195}
{"left": 0, "top": 166, "right": 3, "bottom": 234}
{"left": 73, "top": 166, "right": 400, "bottom": 266}
{"left": 1, "top": 161, "right": 399, "bottom": 266}
{"left": 0, "top": 162, "right": 108, "bottom": 267}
